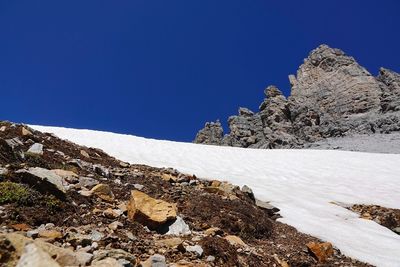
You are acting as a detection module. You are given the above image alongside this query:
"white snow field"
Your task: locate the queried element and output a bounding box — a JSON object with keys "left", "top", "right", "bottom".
{"left": 31, "top": 125, "right": 400, "bottom": 267}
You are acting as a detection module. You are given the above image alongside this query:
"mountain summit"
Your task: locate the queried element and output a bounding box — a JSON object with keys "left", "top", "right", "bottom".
{"left": 194, "top": 45, "right": 400, "bottom": 149}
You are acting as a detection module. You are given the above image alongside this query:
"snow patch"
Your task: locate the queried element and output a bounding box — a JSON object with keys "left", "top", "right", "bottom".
{"left": 31, "top": 125, "right": 400, "bottom": 267}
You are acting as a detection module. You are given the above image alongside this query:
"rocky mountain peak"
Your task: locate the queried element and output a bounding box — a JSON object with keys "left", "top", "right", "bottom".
{"left": 194, "top": 44, "right": 400, "bottom": 149}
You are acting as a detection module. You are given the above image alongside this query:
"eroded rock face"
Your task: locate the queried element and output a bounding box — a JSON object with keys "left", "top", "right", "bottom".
{"left": 194, "top": 44, "right": 400, "bottom": 148}
{"left": 194, "top": 121, "right": 224, "bottom": 145}
{"left": 377, "top": 67, "right": 400, "bottom": 112}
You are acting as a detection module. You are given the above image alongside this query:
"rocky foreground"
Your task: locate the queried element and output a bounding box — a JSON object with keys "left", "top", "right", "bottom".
{"left": 194, "top": 45, "right": 400, "bottom": 151}
{"left": 0, "top": 121, "right": 388, "bottom": 266}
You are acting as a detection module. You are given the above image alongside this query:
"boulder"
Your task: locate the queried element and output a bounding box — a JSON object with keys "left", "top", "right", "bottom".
{"left": 16, "top": 167, "right": 66, "bottom": 197}
{"left": 127, "top": 190, "right": 177, "bottom": 229}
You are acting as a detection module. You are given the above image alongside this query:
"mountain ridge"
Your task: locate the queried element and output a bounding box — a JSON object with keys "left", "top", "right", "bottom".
{"left": 194, "top": 44, "right": 400, "bottom": 150}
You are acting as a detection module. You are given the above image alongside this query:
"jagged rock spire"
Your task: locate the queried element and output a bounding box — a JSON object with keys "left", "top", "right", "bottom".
{"left": 194, "top": 45, "right": 400, "bottom": 148}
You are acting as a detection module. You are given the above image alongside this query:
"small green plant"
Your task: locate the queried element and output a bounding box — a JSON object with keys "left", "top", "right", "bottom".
{"left": 0, "top": 182, "right": 34, "bottom": 205}
{"left": 44, "top": 195, "right": 61, "bottom": 211}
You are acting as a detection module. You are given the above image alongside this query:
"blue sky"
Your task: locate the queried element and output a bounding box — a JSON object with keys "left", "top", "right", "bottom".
{"left": 1, "top": 1, "right": 399, "bottom": 141}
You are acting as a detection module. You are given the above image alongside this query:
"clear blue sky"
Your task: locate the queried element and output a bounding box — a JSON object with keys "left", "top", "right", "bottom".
{"left": 1, "top": 1, "right": 399, "bottom": 141}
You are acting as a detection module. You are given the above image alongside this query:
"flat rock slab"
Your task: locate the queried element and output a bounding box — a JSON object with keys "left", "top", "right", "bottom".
{"left": 16, "top": 167, "right": 66, "bottom": 197}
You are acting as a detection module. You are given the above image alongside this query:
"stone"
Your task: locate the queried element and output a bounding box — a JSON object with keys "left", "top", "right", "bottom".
{"left": 0, "top": 167, "right": 8, "bottom": 176}
{"left": 5, "top": 137, "right": 24, "bottom": 149}
{"left": 119, "top": 162, "right": 130, "bottom": 168}
{"left": 92, "top": 249, "right": 136, "bottom": 264}
{"left": 91, "top": 184, "right": 115, "bottom": 202}
{"left": 79, "top": 176, "right": 100, "bottom": 188}
{"left": 133, "top": 183, "right": 144, "bottom": 191}
{"left": 16, "top": 167, "right": 66, "bottom": 197}
{"left": 38, "top": 230, "right": 63, "bottom": 240}
{"left": 1, "top": 233, "right": 88, "bottom": 266}
{"left": 155, "top": 237, "right": 183, "bottom": 248}
{"left": 90, "top": 230, "right": 104, "bottom": 242}
{"left": 94, "top": 164, "right": 110, "bottom": 178}
{"left": 76, "top": 251, "right": 94, "bottom": 266}
{"left": 306, "top": 241, "right": 334, "bottom": 263}
{"left": 255, "top": 199, "right": 280, "bottom": 214}
{"left": 224, "top": 235, "right": 246, "bottom": 247}
{"left": 141, "top": 254, "right": 167, "bottom": 267}
{"left": 51, "top": 169, "right": 78, "bottom": 183}
{"left": 103, "top": 208, "right": 122, "bottom": 219}
{"left": 21, "top": 127, "right": 32, "bottom": 136}
{"left": 392, "top": 227, "right": 400, "bottom": 235}
{"left": 127, "top": 190, "right": 177, "bottom": 229}
{"left": 27, "top": 143, "right": 44, "bottom": 155}
{"left": 80, "top": 150, "right": 90, "bottom": 158}
{"left": 10, "top": 223, "right": 31, "bottom": 231}
{"left": 185, "top": 245, "right": 203, "bottom": 257}
{"left": 204, "top": 227, "right": 223, "bottom": 236}
{"left": 108, "top": 221, "right": 123, "bottom": 230}
{"left": 0, "top": 126, "right": 6, "bottom": 132}
{"left": 160, "top": 216, "right": 191, "bottom": 236}
{"left": 161, "top": 173, "right": 178, "bottom": 182}
{"left": 90, "top": 257, "right": 121, "bottom": 267}
{"left": 241, "top": 185, "right": 255, "bottom": 200}
{"left": 16, "top": 243, "right": 60, "bottom": 267}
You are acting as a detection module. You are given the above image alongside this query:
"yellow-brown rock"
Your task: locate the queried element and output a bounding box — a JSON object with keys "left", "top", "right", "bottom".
{"left": 38, "top": 230, "right": 63, "bottom": 240}
{"left": 155, "top": 237, "right": 183, "bottom": 248}
{"left": 224, "top": 235, "right": 247, "bottom": 247}
{"left": 306, "top": 241, "right": 333, "bottom": 263}
{"left": 161, "top": 173, "right": 178, "bottom": 182}
{"left": 21, "top": 127, "right": 32, "bottom": 136}
{"left": 127, "top": 190, "right": 177, "bottom": 229}
{"left": 90, "top": 184, "right": 115, "bottom": 202}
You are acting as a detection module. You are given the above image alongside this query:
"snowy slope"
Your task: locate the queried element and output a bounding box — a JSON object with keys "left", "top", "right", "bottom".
{"left": 31, "top": 125, "right": 400, "bottom": 267}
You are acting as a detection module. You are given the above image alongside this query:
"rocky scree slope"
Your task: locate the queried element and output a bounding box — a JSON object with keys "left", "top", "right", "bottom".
{"left": 0, "top": 121, "right": 376, "bottom": 266}
{"left": 194, "top": 45, "right": 400, "bottom": 150}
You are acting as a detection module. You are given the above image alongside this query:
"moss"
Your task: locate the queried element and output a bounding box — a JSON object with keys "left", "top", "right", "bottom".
{"left": 0, "top": 182, "right": 36, "bottom": 205}
{"left": 44, "top": 195, "right": 62, "bottom": 211}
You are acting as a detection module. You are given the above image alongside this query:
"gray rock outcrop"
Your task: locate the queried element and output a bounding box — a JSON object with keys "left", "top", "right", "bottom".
{"left": 194, "top": 44, "right": 400, "bottom": 149}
